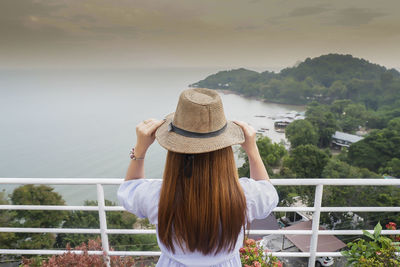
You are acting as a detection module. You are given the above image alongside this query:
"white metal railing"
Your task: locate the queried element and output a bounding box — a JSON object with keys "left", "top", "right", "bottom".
{"left": 1, "top": 178, "right": 400, "bottom": 267}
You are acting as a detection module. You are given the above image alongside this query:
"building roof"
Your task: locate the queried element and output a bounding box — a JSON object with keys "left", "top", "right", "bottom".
{"left": 332, "top": 131, "right": 364, "bottom": 143}
{"left": 249, "top": 214, "right": 280, "bottom": 240}
{"left": 283, "top": 220, "right": 346, "bottom": 252}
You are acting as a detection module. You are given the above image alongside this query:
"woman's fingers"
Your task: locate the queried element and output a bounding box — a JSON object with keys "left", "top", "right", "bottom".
{"left": 134, "top": 119, "right": 164, "bottom": 155}
{"left": 233, "top": 120, "right": 257, "bottom": 154}
{"left": 136, "top": 118, "right": 165, "bottom": 139}
{"left": 146, "top": 119, "right": 165, "bottom": 136}
{"left": 233, "top": 120, "right": 256, "bottom": 137}
{"left": 137, "top": 119, "right": 163, "bottom": 134}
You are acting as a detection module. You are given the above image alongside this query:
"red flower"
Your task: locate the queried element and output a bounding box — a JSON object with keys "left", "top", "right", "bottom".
{"left": 253, "top": 261, "right": 262, "bottom": 267}
{"left": 386, "top": 222, "right": 397, "bottom": 230}
{"left": 245, "top": 238, "right": 256, "bottom": 246}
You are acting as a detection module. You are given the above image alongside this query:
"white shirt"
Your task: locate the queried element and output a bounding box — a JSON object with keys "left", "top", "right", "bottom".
{"left": 118, "top": 178, "right": 279, "bottom": 267}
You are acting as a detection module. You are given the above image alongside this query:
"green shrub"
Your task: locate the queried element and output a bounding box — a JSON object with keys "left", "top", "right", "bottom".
{"left": 341, "top": 222, "right": 400, "bottom": 266}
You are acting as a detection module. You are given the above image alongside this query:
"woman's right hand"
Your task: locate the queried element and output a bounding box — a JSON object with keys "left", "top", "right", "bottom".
{"left": 135, "top": 118, "right": 165, "bottom": 157}
{"left": 233, "top": 121, "right": 258, "bottom": 155}
{"left": 234, "top": 120, "right": 269, "bottom": 180}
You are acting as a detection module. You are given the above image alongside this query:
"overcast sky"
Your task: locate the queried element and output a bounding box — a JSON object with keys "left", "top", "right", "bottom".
{"left": 1, "top": 0, "right": 399, "bottom": 70}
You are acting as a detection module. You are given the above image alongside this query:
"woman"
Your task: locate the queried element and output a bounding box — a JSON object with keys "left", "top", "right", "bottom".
{"left": 118, "top": 88, "right": 278, "bottom": 266}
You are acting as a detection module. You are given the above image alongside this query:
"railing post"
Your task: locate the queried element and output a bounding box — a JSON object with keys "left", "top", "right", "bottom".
{"left": 96, "top": 184, "right": 110, "bottom": 267}
{"left": 308, "top": 184, "right": 323, "bottom": 267}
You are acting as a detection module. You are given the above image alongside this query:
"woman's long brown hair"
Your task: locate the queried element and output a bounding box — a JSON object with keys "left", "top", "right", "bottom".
{"left": 158, "top": 146, "right": 247, "bottom": 255}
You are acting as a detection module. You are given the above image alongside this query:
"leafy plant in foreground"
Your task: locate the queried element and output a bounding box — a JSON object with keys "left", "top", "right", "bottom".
{"left": 341, "top": 222, "right": 400, "bottom": 266}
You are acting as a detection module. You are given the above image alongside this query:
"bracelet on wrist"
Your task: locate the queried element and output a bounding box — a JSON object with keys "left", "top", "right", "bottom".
{"left": 130, "top": 147, "right": 145, "bottom": 160}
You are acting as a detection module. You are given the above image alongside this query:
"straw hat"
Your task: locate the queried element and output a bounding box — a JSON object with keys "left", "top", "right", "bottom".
{"left": 156, "top": 88, "right": 244, "bottom": 154}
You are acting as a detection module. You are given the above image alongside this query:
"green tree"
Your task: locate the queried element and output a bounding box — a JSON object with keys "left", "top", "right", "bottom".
{"left": 305, "top": 103, "right": 337, "bottom": 147}
{"left": 327, "top": 80, "right": 348, "bottom": 100}
{"left": 10, "top": 185, "right": 67, "bottom": 249}
{"left": 348, "top": 126, "right": 400, "bottom": 172}
{"left": 387, "top": 117, "right": 400, "bottom": 132}
{"left": 238, "top": 136, "right": 286, "bottom": 177}
{"left": 285, "top": 119, "right": 318, "bottom": 148}
{"left": 330, "top": 99, "right": 352, "bottom": 115}
{"left": 340, "top": 103, "right": 368, "bottom": 132}
{"left": 55, "top": 200, "right": 158, "bottom": 251}
{"left": 379, "top": 158, "right": 400, "bottom": 177}
{"left": 283, "top": 144, "right": 330, "bottom": 178}
{"left": 0, "top": 190, "right": 16, "bottom": 248}
{"left": 322, "top": 158, "right": 380, "bottom": 179}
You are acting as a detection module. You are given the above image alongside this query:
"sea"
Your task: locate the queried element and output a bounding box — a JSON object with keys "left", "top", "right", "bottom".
{"left": 0, "top": 68, "right": 305, "bottom": 205}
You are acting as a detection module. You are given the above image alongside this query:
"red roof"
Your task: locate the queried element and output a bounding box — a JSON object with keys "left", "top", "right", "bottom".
{"left": 284, "top": 220, "right": 346, "bottom": 252}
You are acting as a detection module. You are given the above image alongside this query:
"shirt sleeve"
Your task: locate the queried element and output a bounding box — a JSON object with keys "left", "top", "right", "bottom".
{"left": 239, "top": 178, "right": 279, "bottom": 222}
{"left": 117, "top": 179, "right": 162, "bottom": 225}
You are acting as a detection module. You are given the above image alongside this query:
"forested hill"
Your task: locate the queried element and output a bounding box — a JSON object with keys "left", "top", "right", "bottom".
{"left": 280, "top": 54, "right": 400, "bottom": 87}
{"left": 191, "top": 54, "right": 400, "bottom": 108}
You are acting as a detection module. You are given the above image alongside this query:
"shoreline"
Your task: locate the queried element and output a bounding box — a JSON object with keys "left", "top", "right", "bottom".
{"left": 214, "top": 89, "right": 307, "bottom": 108}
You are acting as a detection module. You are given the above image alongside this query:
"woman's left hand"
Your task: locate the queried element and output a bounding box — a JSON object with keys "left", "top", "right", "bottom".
{"left": 135, "top": 118, "right": 165, "bottom": 157}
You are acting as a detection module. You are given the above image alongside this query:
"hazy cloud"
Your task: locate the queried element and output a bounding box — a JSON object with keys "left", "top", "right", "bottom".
{"left": 288, "top": 6, "right": 330, "bottom": 17}
{"left": 333, "top": 7, "right": 386, "bottom": 26}
{"left": 0, "top": 0, "right": 69, "bottom": 45}
{"left": 0, "top": 0, "right": 399, "bottom": 69}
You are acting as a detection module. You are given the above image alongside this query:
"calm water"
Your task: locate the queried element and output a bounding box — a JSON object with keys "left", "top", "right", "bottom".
{"left": 0, "top": 68, "right": 304, "bottom": 204}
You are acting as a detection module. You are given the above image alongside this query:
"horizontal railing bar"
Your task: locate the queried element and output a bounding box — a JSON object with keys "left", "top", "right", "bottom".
{"left": 271, "top": 252, "right": 310, "bottom": 257}
{"left": 108, "top": 251, "right": 162, "bottom": 256}
{"left": 4, "top": 228, "right": 399, "bottom": 236}
{"left": 1, "top": 249, "right": 397, "bottom": 258}
{"left": 0, "top": 178, "right": 125, "bottom": 185}
{"left": 249, "top": 229, "right": 400, "bottom": 235}
{"left": 107, "top": 229, "right": 156, "bottom": 234}
{"left": 1, "top": 178, "right": 400, "bottom": 186}
{"left": 0, "top": 228, "right": 100, "bottom": 234}
{"left": 0, "top": 250, "right": 313, "bottom": 258}
{"left": 320, "top": 207, "right": 400, "bottom": 212}
{"left": 106, "top": 229, "right": 314, "bottom": 235}
{"left": 0, "top": 205, "right": 126, "bottom": 211}
{"left": 271, "top": 179, "right": 400, "bottom": 186}
{"left": 0, "top": 205, "right": 99, "bottom": 211}
{"left": 2, "top": 205, "right": 400, "bottom": 213}
{"left": 318, "top": 230, "right": 400, "bottom": 235}
{"left": 274, "top": 207, "right": 315, "bottom": 212}
{"left": 0, "top": 249, "right": 104, "bottom": 255}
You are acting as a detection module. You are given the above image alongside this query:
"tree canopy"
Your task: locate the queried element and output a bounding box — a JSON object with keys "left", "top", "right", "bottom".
{"left": 238, "top": 136, "right": 287, "bottom": 178}
{"left": 285, "top": 119, "right": 318, "bottom": 148}
{"left": 282, "top": 144, "right": 330, "bottom": 178}
{"left": 10, "top": 185, "right": 67, "bottom": 249}
{"left": 348, "top": 122, "right": 400, "bottom": 172}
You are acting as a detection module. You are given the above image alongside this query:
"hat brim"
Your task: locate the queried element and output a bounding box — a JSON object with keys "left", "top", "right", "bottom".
{"left": 156, "top": 113, "right": 245, "bottom": 154}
